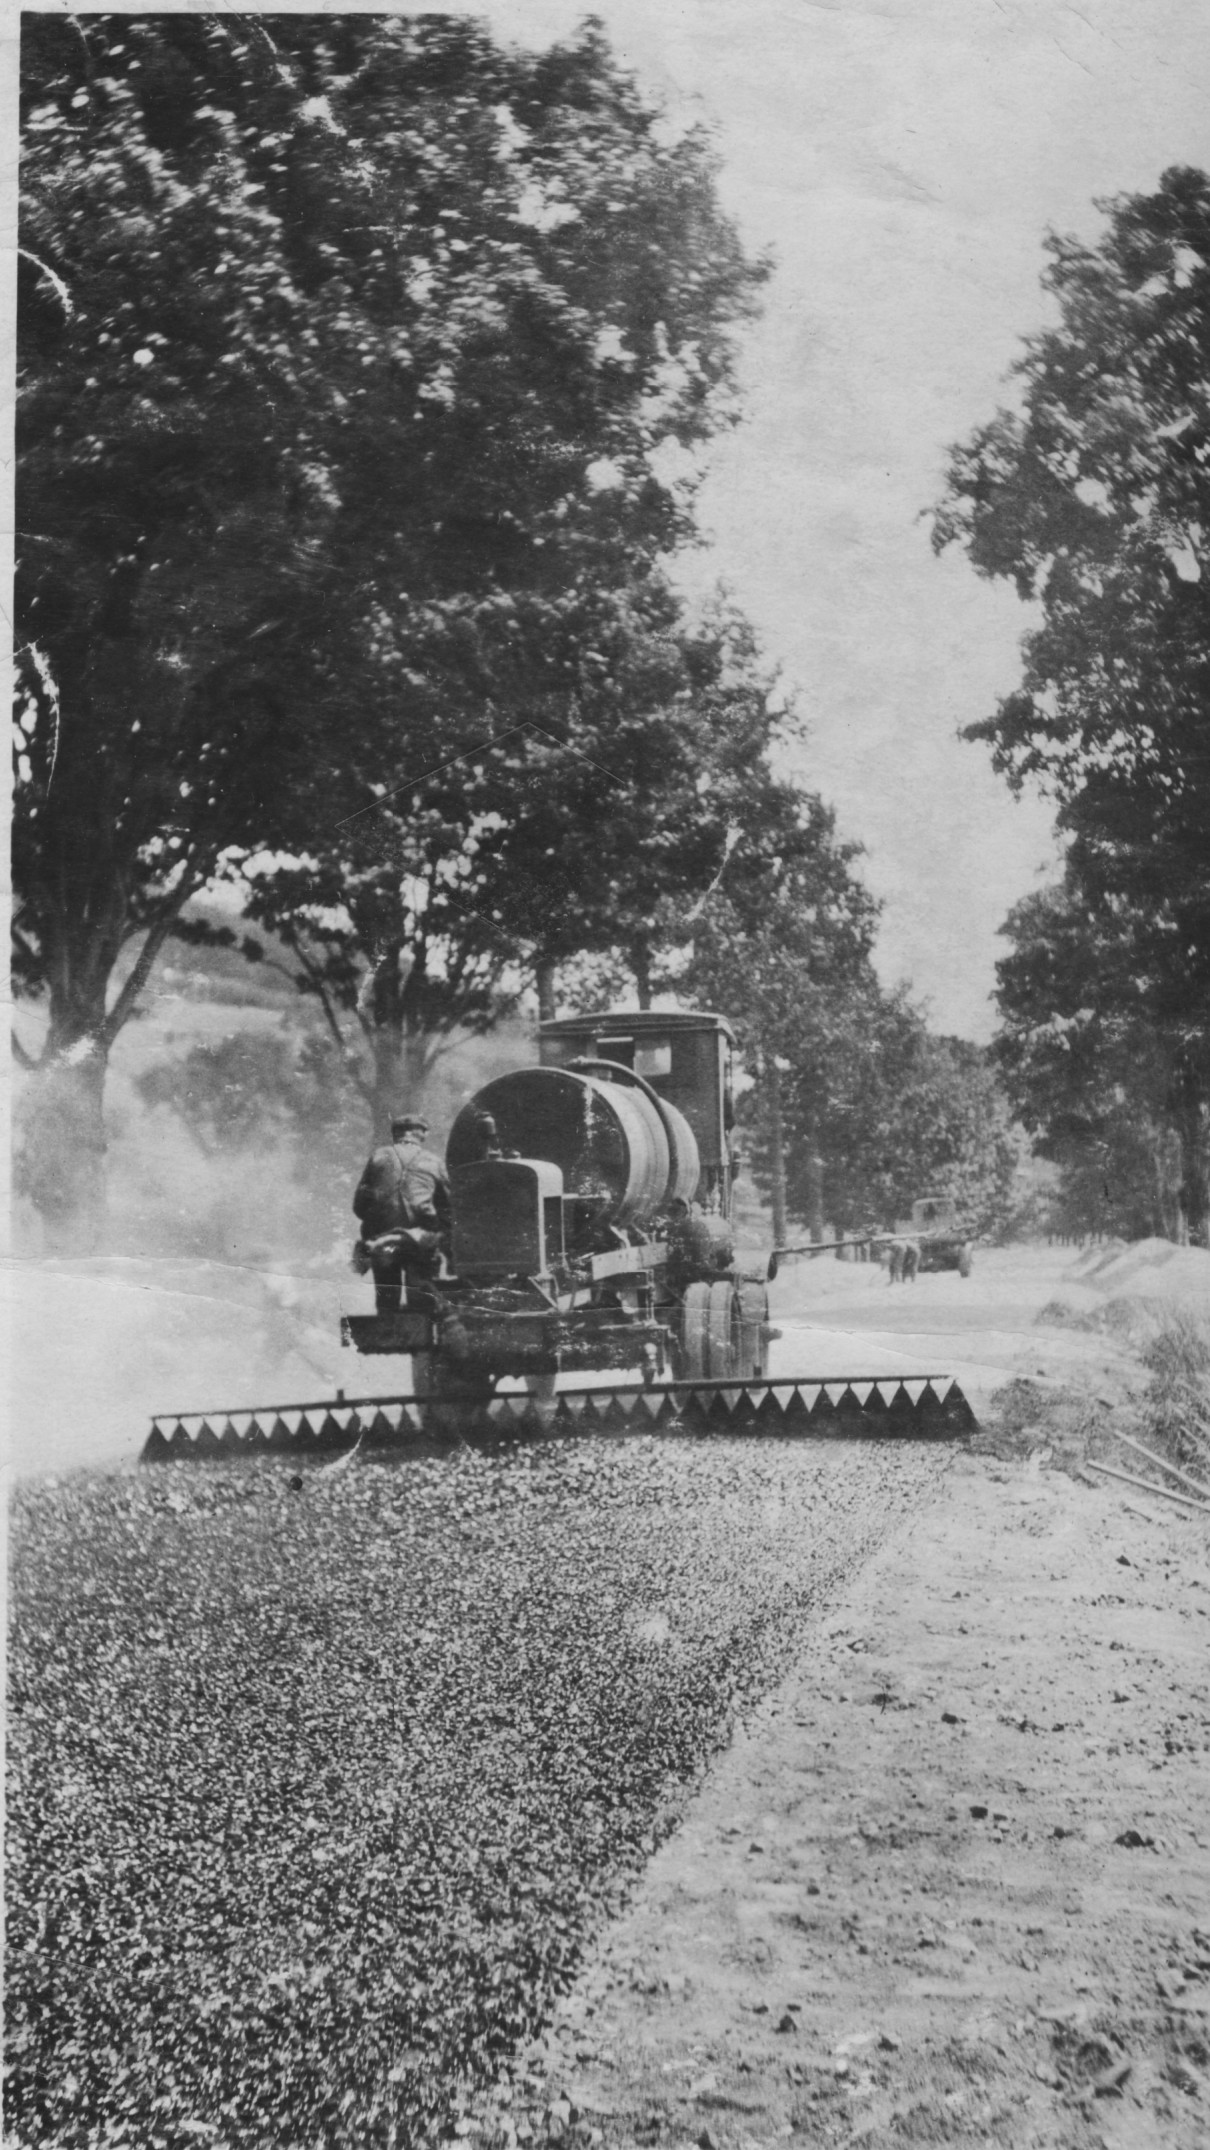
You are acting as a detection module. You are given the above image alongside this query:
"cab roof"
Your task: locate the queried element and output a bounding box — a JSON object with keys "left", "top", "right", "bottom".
{"left": 539, "top": 1009, "right": 736, "bottom": 1044}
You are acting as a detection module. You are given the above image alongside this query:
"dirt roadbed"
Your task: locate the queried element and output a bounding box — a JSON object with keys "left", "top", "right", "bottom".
{"left": 491, "top": 1454, "right": 1210, "bottom": 2150}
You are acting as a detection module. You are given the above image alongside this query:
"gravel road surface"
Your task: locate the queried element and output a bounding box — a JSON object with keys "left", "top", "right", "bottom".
{"left": 6, "top": 1432, "right": 951, "bottom": 2149}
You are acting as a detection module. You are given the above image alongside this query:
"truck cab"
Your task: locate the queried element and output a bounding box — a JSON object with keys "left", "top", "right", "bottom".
{"left": 904, "top": 1195, "right": 959, "bottom": 1234}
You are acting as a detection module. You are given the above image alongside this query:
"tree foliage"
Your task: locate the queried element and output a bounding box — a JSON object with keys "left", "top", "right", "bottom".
{"left": 133, "top": 1030, "right": 350, "bottom": 1162}
{"left": 685, "top": 850, "right": 1019, "bottom": 1242}
{"left": 933, "top": 166, "right": 1210, "bottom": 1238}
{"left": 237, "top": 592, "right": 820, "bottom": 1130}
{"left": 994, "top": 876, "right": 1192, "bottom": 1239}
{"left": 14, "top": 11, "right": 765, "bottom": 1228}
{"left": 770, "top": 991, "right": 1018, "bottom": 1239}
{"left": 683, "top": 777, "right": 881, "bottom": 1041}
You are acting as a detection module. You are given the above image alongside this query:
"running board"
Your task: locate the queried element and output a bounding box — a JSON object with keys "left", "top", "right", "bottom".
{"left": 142, "top": 1375, "right": 976, "bottom": 1461}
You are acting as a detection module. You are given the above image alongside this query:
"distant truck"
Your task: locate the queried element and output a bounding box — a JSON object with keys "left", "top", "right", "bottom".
{"left": 895, "top": 1195, "right": 975, "bottom": 1277}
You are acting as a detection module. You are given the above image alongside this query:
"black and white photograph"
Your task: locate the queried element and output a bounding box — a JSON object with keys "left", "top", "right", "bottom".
{"left": 6, "top": 3, "right": 1210, "bottom": 2145}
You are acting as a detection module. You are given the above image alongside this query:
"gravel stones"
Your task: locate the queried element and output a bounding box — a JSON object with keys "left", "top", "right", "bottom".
{"left": 6, "top": 1435, "right": 944, "bottom": 2148}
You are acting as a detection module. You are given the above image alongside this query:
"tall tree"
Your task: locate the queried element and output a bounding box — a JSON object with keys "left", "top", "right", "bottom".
{"left": 933, "top": 166, "right": 1210, "bottom": 1239}
{"left": 995, "top": 876, "right": 1192, "bottom": 1240}
{"left": 14, "top": 11, "right": 764, "bottom": 1238}
{"left": 256, "top": 594, "right": 796, "bottom": 1156}
{"left": 230, "top": 586, "right": 818, "bottom": 1135}
{"left": 683, "top": 807, "right": 884, "bottom": 1240}
{"left": 690, "top": 835, "right": 1021, "bottom": 1243}
{"left": 751, "top": 984, "right": 1019, "bottom": 1242}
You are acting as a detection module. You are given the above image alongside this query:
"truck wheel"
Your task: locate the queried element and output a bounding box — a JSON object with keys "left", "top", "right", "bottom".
{"left": 681, "top": 1281, "right": 745, "bottom": 1380}
{"left": 737, "top": 1280, "right": 770, "bottom": 1379}
{"left": 705, "top": 1279, "right": 743, "bottom": 1380}
{"left": 958, "top": 1246, "right": 973, "bottom": 1278}
{"left": 680, "top": 1281, "right": 712, "bottom": 1379}
{"left": 412, "top": 1356, "right": 495, "bottom": 1436}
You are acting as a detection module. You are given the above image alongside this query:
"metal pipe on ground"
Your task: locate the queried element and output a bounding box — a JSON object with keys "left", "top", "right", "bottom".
{"left": 1086, "top": 1459, "right": 1210, "bottom": 1513}
{"left": 1110, "top": 1428, "right": 1210, "bottom": 1504}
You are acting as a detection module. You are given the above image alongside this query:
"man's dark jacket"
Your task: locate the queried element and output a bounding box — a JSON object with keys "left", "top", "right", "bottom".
{"left": 353, "top": 1142, "right": 451, "bottom": 1239}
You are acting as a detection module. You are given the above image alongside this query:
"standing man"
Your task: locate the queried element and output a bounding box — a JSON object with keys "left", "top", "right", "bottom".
{"left": 353, "top": 1115, "right": 451, "bottom": 1314}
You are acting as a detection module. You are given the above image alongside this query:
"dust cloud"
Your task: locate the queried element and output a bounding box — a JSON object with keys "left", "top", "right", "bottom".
{"left": 8, "top": 1019, "right": 533, "bottom": 1476}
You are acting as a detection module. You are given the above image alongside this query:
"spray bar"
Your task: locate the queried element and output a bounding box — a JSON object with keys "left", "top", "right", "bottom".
{"left": 143, "top": 1373, "right": 976, "bottom": 1461}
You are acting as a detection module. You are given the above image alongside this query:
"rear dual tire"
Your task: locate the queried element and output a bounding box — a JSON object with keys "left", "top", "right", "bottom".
{"left": 737, "top": 1279, "right": 770, "bottom": 1380}
{"left": 680, "top": 1279, "right": 769, "bottom": 1383}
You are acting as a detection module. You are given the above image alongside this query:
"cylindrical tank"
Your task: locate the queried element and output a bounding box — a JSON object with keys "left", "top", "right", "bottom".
{"left": 558, "top": 1055, "right": 701, "bottom": 1210}
{"left": 658, "top": 1096, "right": 701, "bottom": 1209}
{"left": 448, "top": 1067, "right": 672, "bottom": 1226}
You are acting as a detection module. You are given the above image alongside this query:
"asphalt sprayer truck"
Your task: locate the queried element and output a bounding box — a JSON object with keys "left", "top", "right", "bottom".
{"left": 144, "top": 1010, "right": 975, "bottom": 1459}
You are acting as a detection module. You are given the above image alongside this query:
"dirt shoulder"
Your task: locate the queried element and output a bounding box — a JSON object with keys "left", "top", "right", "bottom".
{"left": 493, "top": 1452, "right": 1210, "bottom": 2150}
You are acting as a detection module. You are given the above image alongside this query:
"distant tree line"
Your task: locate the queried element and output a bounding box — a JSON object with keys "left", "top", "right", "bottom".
{"left": 935, "top": 168, "right": 1210, "bottom": 1246}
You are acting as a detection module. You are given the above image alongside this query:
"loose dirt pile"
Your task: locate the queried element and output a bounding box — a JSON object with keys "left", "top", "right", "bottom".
{"left": 5, "top": 1436, "right": 946, "bottom": 2150}
{"left": 1068, "top": 1241, "right": 1210, "bottom": 1312}
{"left": 1018, "top": 1252, "right": 1210, "bottom": 1497}
{"left": 1039, "top": 1244, "right": 1210, "bottom": 1354}
{"left": 497, "top": 1456, "right": 1210, "bottom": 2150}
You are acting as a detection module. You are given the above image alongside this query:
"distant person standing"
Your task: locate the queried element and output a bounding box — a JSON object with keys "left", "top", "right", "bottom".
{"left": 353, "top": 1115, "right": 451, "bottom": 1313}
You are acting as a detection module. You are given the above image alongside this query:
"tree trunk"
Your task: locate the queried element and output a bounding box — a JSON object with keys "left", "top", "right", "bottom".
{"left": 357, "top": 1023, "right": 454, "bottom": 1148}
{"left": 402, "top": 1028, "right": 437, "bottom": 1114}
{"left": 19, "top": 832, "right": 207, "bottom": 1240}
{"left": 1175, "top": 1114, "right": 1209, "bottom": 1248}
{"left": 361, "top": 941, "right": 419, "bottom": 1143}
{"left": 536, "top": 958, "right": 558, "bottom": 1024}
{"left": 1153, "top": 1136, "right": 1175, "bottom": 1241}
{"left": 367, "top": 1022, "right": 405, "bottom": 1145}
{"left": 767, "top": 1062, "right": 787, "bottom": 1249}
{"left": 1171, "top": 1058, "right": 1209, "bottom": 1248}
{"left": 632, "top": 939, "right": 652, "bottom": 1011}
{"left": 806, "top": 1147, "right": 825, "bottom": 1246}
{"left": 359, "top": 944, "right": 485, "bottom": 1146}
{"left": 17, "top": 1042, "right": 109, "bottom": 1253}
{"left": 16, "top": 852, "right": 125, "bottom": 1244}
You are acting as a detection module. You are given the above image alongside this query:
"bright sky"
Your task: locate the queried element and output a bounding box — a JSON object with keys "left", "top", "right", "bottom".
{"left": 414, "top": 0, "right": 1210, "bottom": 1037}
